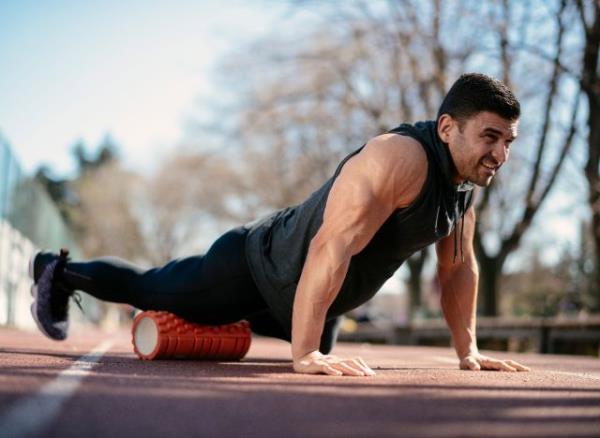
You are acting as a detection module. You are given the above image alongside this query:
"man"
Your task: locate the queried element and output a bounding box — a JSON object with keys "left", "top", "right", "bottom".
{"left": 30, "top": 73, "right": 530, "bottom": 377}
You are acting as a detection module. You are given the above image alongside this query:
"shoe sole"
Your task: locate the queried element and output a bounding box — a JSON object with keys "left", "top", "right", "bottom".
{"left": 28, "top": 251, "right": 37, "bottom": 297}
{"left": 28, "top": 251, "right": 35, "bottom": 280}
{"left": 28, "top": 250, "right": 58, "bottom": 340}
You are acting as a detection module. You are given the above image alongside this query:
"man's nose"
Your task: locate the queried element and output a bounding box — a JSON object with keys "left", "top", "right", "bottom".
{"left": 491, "top": 142, "right": 508, "bottom": 164}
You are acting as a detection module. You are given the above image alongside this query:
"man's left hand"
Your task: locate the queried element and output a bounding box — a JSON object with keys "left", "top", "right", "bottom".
{"left": 459, "top": 352, "right": 531, "bottom": 372}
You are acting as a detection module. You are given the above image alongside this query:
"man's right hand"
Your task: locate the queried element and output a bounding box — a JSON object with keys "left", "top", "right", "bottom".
{"left": 293, "top": 350, "right": 376, "bottom": 376}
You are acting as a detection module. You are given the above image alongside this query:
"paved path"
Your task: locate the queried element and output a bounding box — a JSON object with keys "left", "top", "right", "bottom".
{"left": 0, "top": 326, "right": 599, "bottom": 437}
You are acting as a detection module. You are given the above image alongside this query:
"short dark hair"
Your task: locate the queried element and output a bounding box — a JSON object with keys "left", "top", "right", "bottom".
{"left": 437, "top": 73, "right": 520, "bottom": 124}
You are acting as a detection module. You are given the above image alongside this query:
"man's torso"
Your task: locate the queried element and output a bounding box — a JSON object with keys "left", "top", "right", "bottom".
{"left": 244, "top": 120, "right": 474, "bottom": 336}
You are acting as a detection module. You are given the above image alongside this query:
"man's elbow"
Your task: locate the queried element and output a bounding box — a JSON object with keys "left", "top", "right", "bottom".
{"left": 308, "top": 233, "right": 352, "bottom": 280}
{"left": 309, "top": 233, "right": 352, "bottom": 264}
{"left": 437, "top": 253, "right": 479, "bottom": 278}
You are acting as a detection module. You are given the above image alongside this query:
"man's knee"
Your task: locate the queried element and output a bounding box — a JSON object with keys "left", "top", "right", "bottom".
{"left": 319, "top": 339, "right": 335, "bottom": 355}
{"left": 246, "top": 310, "right": 291, "bottom": 342}
{"left": 319, "top": 316, "right": 343, "bottom": 354}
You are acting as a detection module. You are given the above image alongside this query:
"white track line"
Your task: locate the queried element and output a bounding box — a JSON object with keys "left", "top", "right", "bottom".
{"left": 0, "top": 339, "right": 114, "bottom": 438}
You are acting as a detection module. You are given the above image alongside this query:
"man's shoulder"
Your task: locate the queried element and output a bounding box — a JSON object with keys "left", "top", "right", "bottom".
{"left": 341, "top": 131, "right": 428, "bottom": 209}
{"left": 362, "top": 131, "right": 428, "bottom": 175}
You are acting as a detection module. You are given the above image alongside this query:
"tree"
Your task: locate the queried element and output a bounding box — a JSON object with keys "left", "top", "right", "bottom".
{"left": 473, "top": 0, "right": 581, "bottom": 315}
{"left": 195, "top": 0, "right": 477, "bottom": 320}
{"left": 186, "top": 0, "right": 585, "bottom": 319}
{"left": 35, "top": 136, "right": 148, "bottom": 261}
{"left": 135, "top": 150, "right": 243, "bottom": 264}
{"left": 70, "top": 160, "right": 147, "bottom": 261}
{"left": 575, "top": 0, "right": 600, "bottom": 311}
{"left": 33, "top": 165, "right": 80, "bottom": 227}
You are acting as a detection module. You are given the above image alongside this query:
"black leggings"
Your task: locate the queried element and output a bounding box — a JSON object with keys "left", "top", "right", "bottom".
{"left": 60, "top": 226, "right": 341, "bottom": 353}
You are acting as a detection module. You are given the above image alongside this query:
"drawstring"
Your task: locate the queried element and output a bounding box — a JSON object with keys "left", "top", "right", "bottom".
{"left": 460, "top": 195, "right": 466, "bottom": 263}
{"left": 452, "top": 193, "right": 468, "bottom": 264}
{"left": 72, "top": 292, "right": 84, "bottom": 312}
{"left": 453, "top": 220, "right": 458, "bottom": 263}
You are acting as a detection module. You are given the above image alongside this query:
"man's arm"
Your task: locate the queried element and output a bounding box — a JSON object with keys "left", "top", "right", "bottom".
{"left": 292, "top": 133, "right": 427, "bottom": 377}
{"left": 436, "top": 206, "right": 530, "bottom": 372}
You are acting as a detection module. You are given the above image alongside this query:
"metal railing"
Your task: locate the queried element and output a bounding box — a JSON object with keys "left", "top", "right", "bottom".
{"left": 338, "top": 315, "right": 600, "bottom": 357}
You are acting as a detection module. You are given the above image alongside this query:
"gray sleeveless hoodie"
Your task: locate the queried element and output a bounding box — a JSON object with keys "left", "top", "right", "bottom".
{"left": 244, "top": 120, "right": 474, "bottom": 337}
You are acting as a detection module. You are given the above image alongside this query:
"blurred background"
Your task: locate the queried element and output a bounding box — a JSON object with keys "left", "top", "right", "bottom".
{"left": 1, "top": 0, "right": 599, "bottom": 356}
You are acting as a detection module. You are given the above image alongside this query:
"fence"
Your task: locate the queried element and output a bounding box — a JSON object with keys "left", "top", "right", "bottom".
{"left": 0, "top": 134, "right": 84, "bottom": 329}
{"left": 338, "top": 315, "right": 600, "bottom": 357}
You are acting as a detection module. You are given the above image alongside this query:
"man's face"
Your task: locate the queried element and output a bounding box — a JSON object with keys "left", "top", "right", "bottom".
{"left": 439, "top": 111, "right": 518, "bottom": 187}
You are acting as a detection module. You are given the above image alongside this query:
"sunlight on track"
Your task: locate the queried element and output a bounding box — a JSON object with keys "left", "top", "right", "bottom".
{"left": 430, "top": 355, "right": 600, "bottom": 381}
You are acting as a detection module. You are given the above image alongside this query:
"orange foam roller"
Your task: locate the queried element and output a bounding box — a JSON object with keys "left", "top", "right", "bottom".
{"left": 131, "top": 311, "right": 252, "bottom": 360}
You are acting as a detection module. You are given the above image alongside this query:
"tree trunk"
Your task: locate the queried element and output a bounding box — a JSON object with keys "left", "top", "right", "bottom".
{"left": 585, "top": 103, "right": 600, "bottom": 311}
{"left": 579, "top": 0, "right": 600, "bottom": 312}
{"left": 474, "top": 232, "right": 502, "bottom": 316}
{"left": 479, "top": 257, "right": 500, "bottom": 316}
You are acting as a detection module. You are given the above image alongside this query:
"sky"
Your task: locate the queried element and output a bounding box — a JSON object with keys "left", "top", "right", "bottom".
{"left": 0, "top": 0, "right": 289, "bottom": 177}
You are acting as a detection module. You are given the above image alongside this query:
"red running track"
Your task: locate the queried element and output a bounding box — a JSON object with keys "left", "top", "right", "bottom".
{"left": 0, "top": 326, "right": 599, "bottom": 438}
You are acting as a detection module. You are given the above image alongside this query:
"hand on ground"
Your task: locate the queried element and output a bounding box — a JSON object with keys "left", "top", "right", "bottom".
{"left": 459, "top": 352, "right": 531, "bottom": 372}
{"left": 293, "top": 350, "right": 376, "bottom": 376}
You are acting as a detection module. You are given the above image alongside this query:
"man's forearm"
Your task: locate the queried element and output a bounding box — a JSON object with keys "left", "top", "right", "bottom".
{"left": 438, "top": 260, "right": 479, "bottom": 358}
{"left": 291, "top": 240, "right": 349, "bottom": 360}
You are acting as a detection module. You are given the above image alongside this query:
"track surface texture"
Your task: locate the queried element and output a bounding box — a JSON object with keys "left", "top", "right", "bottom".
{"left": 0, "top": 326, "right": 599, "bottom": 438}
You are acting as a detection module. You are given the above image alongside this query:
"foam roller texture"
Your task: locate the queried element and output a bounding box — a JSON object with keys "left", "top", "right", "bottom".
{"left": 132, "top": 311, "right": 251, "bottom": 360}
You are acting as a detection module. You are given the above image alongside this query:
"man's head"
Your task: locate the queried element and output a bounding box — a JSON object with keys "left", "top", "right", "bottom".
{"left": 436, "top": 73, "right": 520, "bottom": 187}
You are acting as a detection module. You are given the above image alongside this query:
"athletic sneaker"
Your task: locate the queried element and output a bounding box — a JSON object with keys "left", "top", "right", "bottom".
{"left": 29, "top": 248, "right": 82, "bottom": 340}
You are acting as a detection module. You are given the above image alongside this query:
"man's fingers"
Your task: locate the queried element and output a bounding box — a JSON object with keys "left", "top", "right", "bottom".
{"left": 498, "top": 361, "right": 517, "bottom": 372}
{"left": 460, "top": 355, "right": 529, "bottom": 372}
{"left": 321, "top": 364, "right": 342, "bottom": 376}
{"left": 482, "top": 358, "right": 517, "bottom": 372}
{"left": 296, "top": 355, "right": 376, "bottom": 377}
{"left": 309, "top": 359, "right": 342, "bottom": 376}
{"left": 505, "top": 359, "right": 531, "bottom": 371}
{"left": 342, "top": 358, "right": 375, "bottom": 376}
{"left": 353, "top": 357, "right": 376, "bottom": 375}
{"left": 322, "top": 355, "right": 374, "bottom": 376}
{"left": 341, "top": 361, "right": 366, "bottom": 376}
{"left": 333, "top": 361, "right": 365, "bottom": 376}
{"left": 341, "top": 359, "right": 368, "bottom": 375}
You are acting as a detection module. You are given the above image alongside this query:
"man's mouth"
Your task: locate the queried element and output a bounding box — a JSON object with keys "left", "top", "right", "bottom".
{"left": 481, "top": 161, "right": 499, "bottom": 175}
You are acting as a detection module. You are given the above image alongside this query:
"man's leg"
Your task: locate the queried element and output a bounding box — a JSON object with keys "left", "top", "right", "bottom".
{"left": 57, "top": 226, "right": 269, "bottom": 325}
{"left": 245, "top": 309, "right": 290, "bottom": 341}
{"left": 319, "top": 317, "right": 343, "bottom": 354}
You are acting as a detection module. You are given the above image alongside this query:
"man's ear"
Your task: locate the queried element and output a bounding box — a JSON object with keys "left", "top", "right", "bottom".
{"left": 437, "top": 114, "right": 454, "bottom": 143}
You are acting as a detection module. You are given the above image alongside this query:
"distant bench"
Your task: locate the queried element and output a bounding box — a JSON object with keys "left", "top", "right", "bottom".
{"left": 338, "top": 315, "right": 600, "bottom": 357}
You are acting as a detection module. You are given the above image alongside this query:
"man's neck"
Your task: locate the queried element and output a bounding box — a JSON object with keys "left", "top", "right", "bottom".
{"left": 443, "top": 142, "right": 465, "bottom": 185}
